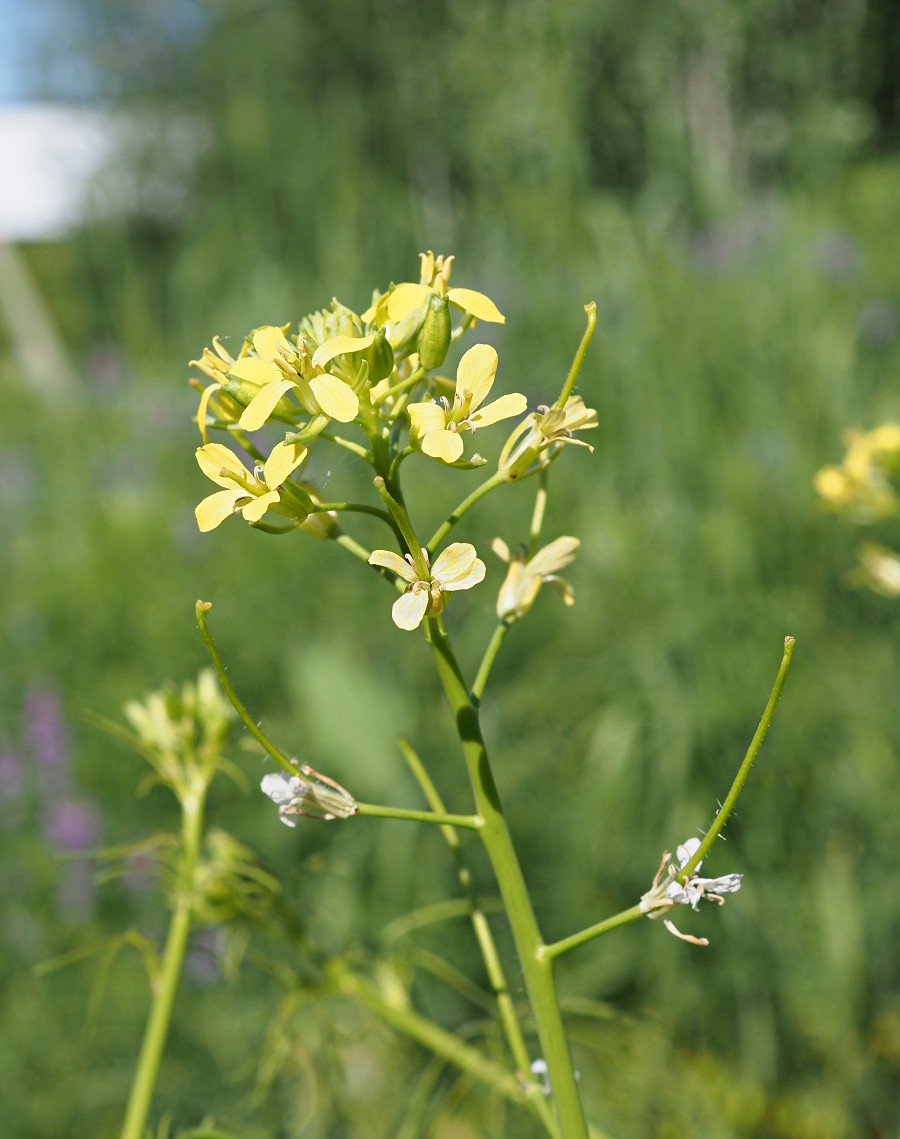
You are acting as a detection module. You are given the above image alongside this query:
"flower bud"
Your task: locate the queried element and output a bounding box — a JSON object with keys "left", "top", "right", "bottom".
{"left": 418, "top": 293, "right": 452, "bottom": 371}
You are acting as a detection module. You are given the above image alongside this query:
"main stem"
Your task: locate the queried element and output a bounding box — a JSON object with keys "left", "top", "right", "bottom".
{"left": 426, "top": 620, "right": 588, "bottom": 1138}
{"left": 120, "top": 783, "right": 205, "bottom": 1139}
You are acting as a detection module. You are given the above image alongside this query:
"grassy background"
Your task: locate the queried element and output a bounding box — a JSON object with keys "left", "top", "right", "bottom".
{"left": 2, "top": 2, "right": 900, "bottom": 1136}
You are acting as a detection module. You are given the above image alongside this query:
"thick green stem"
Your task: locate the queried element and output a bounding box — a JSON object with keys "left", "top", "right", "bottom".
{"left": 120, "top": 787, "right": 205, "bottom": 1139}
{"left": 426, "top": 619, "right": 588, "bottom": 1138}
{"left": 397, "top": 740, "right": 553, "bottom": 1129}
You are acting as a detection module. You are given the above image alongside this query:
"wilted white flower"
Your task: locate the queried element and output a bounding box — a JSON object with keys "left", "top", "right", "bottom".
{"left": 640, "top": 836, "right": 742, "bottom": 947}
{"left": 260, "top": 767, "right": 357, "bottom": 825}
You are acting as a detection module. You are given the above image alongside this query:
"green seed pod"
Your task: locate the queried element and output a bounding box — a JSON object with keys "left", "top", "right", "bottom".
{"left": 364, "top": 328, "right": 395, "bottom": 383}
{"left": 417, "top": 293, "right": 452, "bottom": 371}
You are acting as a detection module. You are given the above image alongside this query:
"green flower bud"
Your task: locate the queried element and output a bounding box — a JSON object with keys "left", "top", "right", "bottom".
{"left": 418, "top": 293, "right": 452, "bottom": 371}
{"left": 364, "top": 328, "right": 395, "bottom": 383}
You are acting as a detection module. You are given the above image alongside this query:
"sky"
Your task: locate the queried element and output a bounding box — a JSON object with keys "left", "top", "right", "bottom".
{"left": 0, "top": 0, "right": 40, "bottom": 104}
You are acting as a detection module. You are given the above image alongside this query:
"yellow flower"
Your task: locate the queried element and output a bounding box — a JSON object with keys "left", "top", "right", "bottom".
{"left": 814, "top": 423, "right": 900, "bottom": 521}
{"left": 492, "top": 536, "right": 580, "bottom": 620}
{"left": 229, "top": 325, "right": 363, "bottom": 431}
{"left": 499, "top": 395, "right": 598, "bottom": 481}
{"left": 362, "top": 251, "right": 506, "bottom": 327}
{"left": 368, "top": 542, "right": 486, "bottom": 630}
{"left": 194, "top": 440, "right": 307, "bottom": 532}
{"left": 408, "top": 344, "right": 527, "bottom": 463}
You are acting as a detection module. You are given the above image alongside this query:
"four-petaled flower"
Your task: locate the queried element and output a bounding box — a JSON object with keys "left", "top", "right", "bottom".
{"left": 499, "top": 395, "right": 599, "bottom": 481}
{"left": 229, "top": 325, "right": 367, "bottom": 431}
{"left": 368, "top": 542, "right": 486, "bottom": 630}
{"left": 492, "top": 536, "right": 580, "bottom": 620}
{"left": 363, "top": 251, "right": 506, "bottom": 328}
{"left": 194, "top": 440, "right": 307, "bottom": 532}
{"left": 408, "top": 344, "right": 527, "bottom": 463}
{"left": 640, "top": 836, "right": 743, "bottom": 947}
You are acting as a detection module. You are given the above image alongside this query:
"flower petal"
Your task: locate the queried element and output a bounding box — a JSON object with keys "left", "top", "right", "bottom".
{"left": 432, "top": 542, "right": 486, "bottom": 591}
{"left": 309, "top": 373, "right": 359, "bottom": 422}
{"left": 447, "top": 287, "right": 505, "bottom": 323}
{"left": 392, "top": 589, "right": 429, "bottom": 630}
{"left": 388, "top": 283, "right": 431, "bottom": 323}
{"left": 455, "top": 344, "right": 497, "bottom": 409}
{"left": 196, "top": 381, "right": 220, "bottom": 443}
{"left": 196, "top": 443, "right": 248, "bottom": 487}
{"left": 263, "top": 439, "right": 308, "bottom": 487}
{"left": 408, "top": 401, "right": 447, "bottom": 439}
{"left": 527, "top": 536, "right": 580, "bottom": 577}
{"left": 241, "top": 489, "right": 279, "bottom": 522}
{"left": 422, "top": 429, "right": 465, "bottom": 463}
{"left": 312, "top": 333, "right": 375, "bottom": 369}
{"left": 195, "top": 488, "right": 244, "bottom": 532}
{"left": 470, "top": 391, "right": 528, "bottom": 428}
{"left": 252, "top": 325, "right": 294, "bottom": 362}
{"left": 239, "top": 379, "right": 298, "bottom": 431}
{"left": 228, "top": 357, "right": 282, "bottom": 384}
{"left": 368, "top": 549, "right": 419, "bottom": 582}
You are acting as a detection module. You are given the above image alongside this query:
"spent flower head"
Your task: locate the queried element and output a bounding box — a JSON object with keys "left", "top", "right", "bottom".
{"left": 368, "top": 542, "right": 486, "bottom": 630}
{"left": 499, "top": 396, "right": 598, "bottom": 482}
{"left": 640, "top": 837, "right": 743, "bottom": 947}
{"left": 492, "top": 536, "right": 580, "bottom": 620}
{"left": 408, "top": 344, "right": 527, "bottom": 463}
{"left": 261, "top": 767, "right": 358, "bottom": 824}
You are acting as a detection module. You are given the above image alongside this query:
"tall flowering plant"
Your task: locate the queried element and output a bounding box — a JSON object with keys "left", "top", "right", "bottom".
{"left": 113, "top": 253, "right": 794, "bottom": 1138}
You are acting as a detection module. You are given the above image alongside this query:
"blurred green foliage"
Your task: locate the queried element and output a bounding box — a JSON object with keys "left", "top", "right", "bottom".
{"left": 3, "top": 1, "right": 900, "bottom": 1136}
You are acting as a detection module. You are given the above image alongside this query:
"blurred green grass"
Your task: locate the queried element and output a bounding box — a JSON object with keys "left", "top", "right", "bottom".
{"left": 3, "top": 3, "right": 900, "bottom": 1133}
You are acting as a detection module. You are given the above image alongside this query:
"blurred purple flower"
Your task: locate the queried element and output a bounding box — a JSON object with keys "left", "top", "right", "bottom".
{"left": 43, "top": 798, "right": 102, "bottom": 852}
{"left": 857, "top": 298, "right": 898, "bottom": 347}
{"left": 25, "top": 686, "right": 70, "bottom": 779}
{"left": 812, "top": 229, "right": 863, "bottom": 279}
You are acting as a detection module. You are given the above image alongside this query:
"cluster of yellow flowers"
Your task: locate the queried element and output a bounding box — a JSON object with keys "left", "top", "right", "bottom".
{"left": 190, "top": 252, "right": 597, "bottom": 629}
{"left": 815, "top": 423, "right": 900, "bottom": 597}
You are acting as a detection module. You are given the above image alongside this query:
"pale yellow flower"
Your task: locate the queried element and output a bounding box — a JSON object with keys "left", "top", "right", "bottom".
{"left": 194, "top": 440, "right": 307, "bottom": 532}
{"left": 229, "top": 325, "right": 363, "bottom": 431}
{"left": 814, "top": 423, "right": 900, "bottom": 521}
{"left": 368, "top": 542, "right": 486, "bottom": 630}
{"left": 408, "top": 344, "right": 527, "bottom": 463}
{"left": 499, "top": 395, "right": 598, "bottom": 481}
{"left": 492, "top": 536, "right": 580, "bottom": 620}
{"left": 852, "top": 542, "right": 900, "bottom": 598}
{"left": 362, "top": 251, "right": 505, "bottom": 327}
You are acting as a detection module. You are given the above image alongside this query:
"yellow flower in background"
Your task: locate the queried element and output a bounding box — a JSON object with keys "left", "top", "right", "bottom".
{"left": 229, "top": 325, "right": 362, "bottom": 431}
{"left": 194, "top": 440, "right": 307, "bottom": 531}
{"left": 408, "top": 344, "right": 527, "bottom": 463}
{"left": 362, "top": 251, "right": 506, "bottom": 327}
{"left": 492, "top": 536, "right": 580, "bottom": 620}
{"left": 852, "top": 542, "right": 900, "bottom": 598}
{"left": 368, "top": 542, "right": 486, "bottom": 630}
{"left": 814, "top": 423, "right": 900, "bottom": 521}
